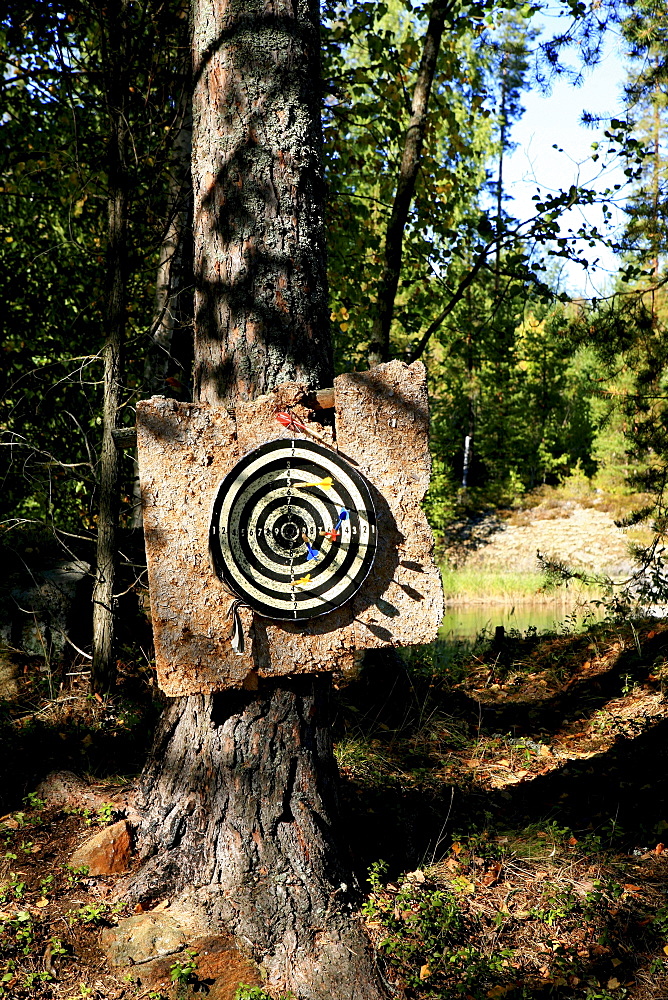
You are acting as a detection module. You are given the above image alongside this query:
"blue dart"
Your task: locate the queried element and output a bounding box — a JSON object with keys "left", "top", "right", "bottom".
{"left": 301, "top": 531, "right": 320, "bottom": 561}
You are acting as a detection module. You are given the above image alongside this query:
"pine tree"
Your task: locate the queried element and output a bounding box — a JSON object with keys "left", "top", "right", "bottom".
{"left": 621, "top": 0, "right": 668, "bottom": 316}
{"left": 123, "top": 2, "right": 387, "bottom": 996}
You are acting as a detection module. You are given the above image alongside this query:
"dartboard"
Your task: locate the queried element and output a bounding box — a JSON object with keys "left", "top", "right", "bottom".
{"left": 209, "top": 438, "right": 377, "bottom": 621}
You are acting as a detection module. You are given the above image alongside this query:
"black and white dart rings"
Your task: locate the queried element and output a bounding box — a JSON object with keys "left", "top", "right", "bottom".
{"left": 210, "top": 438, "right": 377, "bottom": 620}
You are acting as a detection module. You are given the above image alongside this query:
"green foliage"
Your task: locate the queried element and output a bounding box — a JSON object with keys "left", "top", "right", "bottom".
{"left": 95, "top": 802, "right": 114, "bottom": 826}
{"left": 552, "top": 0, "right": 668, "bottom": 604}
{"left": 650, "top": 904, "right": 668, "bottom": 938}
{"left": 169, "top": 948, "right": 198, "bottom": 984}
{"left": 49, "top": 937, "right": 67, "bottom": 960}
{"left": 363, "top": 861, "right": 515, "bottom": 996}
{"left": 0, "top": 0, "right": 650, "bottom": 579}
{"left": 235, "top": 988, "right": 295, "bottom": 1000}
{"left": 320, "top": 0, "right": 634, "bottom": 530}
{"left": 0, "top": 1, "right": 191, "bottom": 545}
{"left": 39, "top": 875, "right": 54, "bottom": 896}
{"left": 619, "top": 0, "right": 668, "bottom": 270}
{"left": 22, "top": 794, "right": 45, "bottom": 812}
{"left": 71, "top": 900, "right": 122, "bottom": 927}
{"left": 61, "top": 864, "right": 90, "bottom": 889}
{"left": 427, "top": 300, "right": 603, "bottom": 515}
{"left": 323, "top": 0, "right": 496, "bottom": 369}
{"left": 75, "top": 801, "right": 116, "bottom": 827}
{"left": 0, "top": 910, "right": 35, "bottom": 958}
{"left": 399, "top": 632, "right": 489, "bottom": 687}
{"left": 422, "top": 460, "right": 459, "bottom": 540}
{"left": 0, "top": 873, "right": 25, "bottom": 904}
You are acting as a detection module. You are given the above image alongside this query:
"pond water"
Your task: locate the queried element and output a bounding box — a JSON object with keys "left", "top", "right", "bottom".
{"left": 440, "top": 599, "right": 607, "bottom": 640}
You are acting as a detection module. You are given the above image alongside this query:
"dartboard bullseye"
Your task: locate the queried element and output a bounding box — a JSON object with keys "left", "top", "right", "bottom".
{"left": 209, "top": 438, "right": 377, "bottom": 621}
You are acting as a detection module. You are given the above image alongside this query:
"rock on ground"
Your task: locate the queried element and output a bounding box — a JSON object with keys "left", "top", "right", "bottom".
{"left": 0, "top": 559, "right": 91, "bottom": 670}
{"left": 36, "top": 770, "right": 140, "bottom": 824}
{"left": 102, "top": 912, "right": 186, "bottom": 966}
{"left": 102, "top": 911, "right": 262, "bottom": 997}
{"left": 70, "top": 819, "right": 132, "bottom": 875}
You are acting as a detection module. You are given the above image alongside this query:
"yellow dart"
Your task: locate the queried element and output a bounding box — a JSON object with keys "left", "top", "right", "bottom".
{"left": 294, "top": 574, "right": 312, "bottom": 587}
{"left": 295, "top": 476, "right": 333, "bottom": 490}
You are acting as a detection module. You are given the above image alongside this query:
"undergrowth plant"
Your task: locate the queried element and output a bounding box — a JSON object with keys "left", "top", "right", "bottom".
{"left": 400, "top": 635, "right": 481, "bottom": 686}
{"left": 169, "top": 948, "right": 198, "bottom": 997}
{"left": 70, "top": 900, "right": 123, "bottom": 926}
{"left": 235, "top": 988, "right": 295, "bottom": 1000}
{"left": 62, "top": 864, "right": 90, "bottom": 888}
{"left": 363, "top": 861, "right": 515, "bottom": 997}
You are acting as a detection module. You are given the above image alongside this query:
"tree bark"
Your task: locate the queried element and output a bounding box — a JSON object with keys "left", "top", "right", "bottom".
{"left": 650, "top": 74, "right": 660, "bottom": 329}
{"left": 127, "top": 2, "right": 388, "bottom": 996}
{"left": 191, "top": 0, "right": 332, "bottom": 406}
{"left": 126, "top": 683, "right": 384, "bottom": 998}
{"left": 92, "top": 0, "right": 129, "bottom": 692}
{"left": 368, "top": 0, "right": 451, "bottom": 366}
{"left": 495, "top": 65, "right": 508, "bottom": 300}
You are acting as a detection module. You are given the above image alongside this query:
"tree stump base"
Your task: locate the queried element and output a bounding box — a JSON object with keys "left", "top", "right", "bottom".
{"left": 120, "top": 677, "right": 388, "bottom": 999}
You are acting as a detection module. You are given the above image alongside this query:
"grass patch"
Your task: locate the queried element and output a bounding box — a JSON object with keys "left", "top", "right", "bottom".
{"left": 441, "top": 566, "right": 545, "bottom": 602}
{"left": 441, "top": 566, "right": 604, "bottom": 603}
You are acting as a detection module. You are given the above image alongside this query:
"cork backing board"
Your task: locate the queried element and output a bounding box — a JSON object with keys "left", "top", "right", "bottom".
{"left": 137, "top": 360, "right": 444, "bottom": 695}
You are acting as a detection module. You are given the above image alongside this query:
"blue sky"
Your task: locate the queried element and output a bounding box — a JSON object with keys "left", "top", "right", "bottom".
{"left": 504, "top": 13, "right": 630, "bottom": 296}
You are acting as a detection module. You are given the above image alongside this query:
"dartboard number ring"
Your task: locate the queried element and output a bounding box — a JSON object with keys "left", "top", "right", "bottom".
{"left": 209, "top": 438, "right": 377, "bottom": 621}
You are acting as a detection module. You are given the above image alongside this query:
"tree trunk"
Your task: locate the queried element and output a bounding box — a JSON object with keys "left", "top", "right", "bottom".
{"left": 191, "top": 0, "right": 332, "bottom": 407}
{"left": 368, "top": 0, "right": 450, "bottom": 366}
{"left": 495, "top": 64, "right": 508, "bottom": 301}
{"left": 132, "top": 89, "right": 194, "bottom": 531}
{"left": 126, "top": 682, "right": 384, "bottom": 998}
{"left": 92, "top": 0, "right": 129, "bottom": 692}
{"left": 650, "top": 75, "right": 660, "bottom": 329}
{"left": 127, "top": 1, "right": 388, "bottom": 996}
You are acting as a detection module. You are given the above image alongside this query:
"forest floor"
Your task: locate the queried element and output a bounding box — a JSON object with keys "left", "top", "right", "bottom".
{"left": 0, "top": 616, "right": 668, "bottom": 999}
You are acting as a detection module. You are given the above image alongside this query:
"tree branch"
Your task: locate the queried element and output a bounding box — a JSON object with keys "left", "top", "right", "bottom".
{"left": 369, "top": 0, "right": 454, "bottom": 365}
{"left": 406, "top": 244, "right": 493, "bottom": 363}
